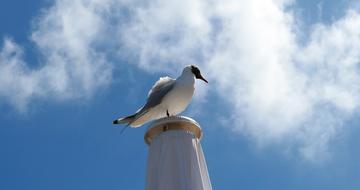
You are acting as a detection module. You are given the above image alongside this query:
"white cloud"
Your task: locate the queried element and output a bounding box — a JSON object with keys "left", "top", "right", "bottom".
{"left": 119, "top": 0, "right": 212, "bottom": 72}
{"left": 0, "top": 0, "right": 113, "bottom": 111}
{"left": 118, "top": 0, "right": 360, "bottom": 161}
{"left": 2, "top": 0, "right": 360, "bottom": 161}
{"left": 0, "top": 38, "right": 43, "bottom": 111}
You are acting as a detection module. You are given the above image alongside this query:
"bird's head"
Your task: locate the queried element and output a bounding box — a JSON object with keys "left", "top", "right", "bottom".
{"left": 184, "top": 65, "right": 208, "bottom": 83}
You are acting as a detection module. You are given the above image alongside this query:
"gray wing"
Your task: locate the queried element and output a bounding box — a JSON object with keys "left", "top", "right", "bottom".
{"left": 147, "top": 76, "right": 175, "bottom": 97}
{"left": 133, "top": 77, "right": 175, "bottom": 119}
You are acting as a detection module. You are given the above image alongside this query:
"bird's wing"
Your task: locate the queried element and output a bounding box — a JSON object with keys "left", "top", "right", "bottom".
{"left": 146, "top": 76, "right": 175, "bottom": 108}
{"left": 147, "top": 76, "right": 175, "bottom": 97}
{"left": 129, "top": 77, "right": 175, "bottom": 125}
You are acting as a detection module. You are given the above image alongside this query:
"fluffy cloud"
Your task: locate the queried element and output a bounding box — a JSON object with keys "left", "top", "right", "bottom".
{"left": 118, "top": 0, "right": 360, "bottom": 161}
{"left": 1, "top": 0, "right": 360, "bottom": 161}
{"left": 119, "top": 0, "right": 212, "bottom": 72}
{"left": 0, "top": 0, "right": 113, "bottom": 111}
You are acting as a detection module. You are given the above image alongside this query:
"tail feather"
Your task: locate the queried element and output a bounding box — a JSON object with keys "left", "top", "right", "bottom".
{"left": 113, "top": 114, "right": 136, "bottom": 125}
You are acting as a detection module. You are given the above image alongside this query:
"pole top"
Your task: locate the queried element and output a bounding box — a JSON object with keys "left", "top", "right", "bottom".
{"left": 144, "top": 116, "right": 202, "bottom": 145}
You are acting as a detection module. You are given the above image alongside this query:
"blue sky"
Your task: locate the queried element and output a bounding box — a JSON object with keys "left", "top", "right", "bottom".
{"left": 1, "top": 0, "right": 360, "bottom": 189}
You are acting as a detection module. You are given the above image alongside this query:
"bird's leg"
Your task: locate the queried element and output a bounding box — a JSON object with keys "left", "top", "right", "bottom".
{"left": 163, "top": 110, "right": 170, "bottom": 132}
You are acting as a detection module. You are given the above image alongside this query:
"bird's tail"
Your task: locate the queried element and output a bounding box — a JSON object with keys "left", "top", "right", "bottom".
{"left": 113, "top": 114, "right": 136, "bottom": 125}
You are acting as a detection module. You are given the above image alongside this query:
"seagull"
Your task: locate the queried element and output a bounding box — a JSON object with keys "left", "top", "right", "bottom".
{"left": 113, "top": 65, "right": 208, "bottom": 127}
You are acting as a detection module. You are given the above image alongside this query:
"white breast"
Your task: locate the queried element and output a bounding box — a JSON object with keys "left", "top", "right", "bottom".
{"left": 159, "top": 79, "right": 195, "bottom": 116}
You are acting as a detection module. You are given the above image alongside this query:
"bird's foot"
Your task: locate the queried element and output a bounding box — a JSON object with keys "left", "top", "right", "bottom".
{"left": 166, "top": 110, "right": 170, "bottom": 117}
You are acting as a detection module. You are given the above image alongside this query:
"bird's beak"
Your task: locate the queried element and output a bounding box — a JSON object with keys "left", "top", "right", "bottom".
{"left": 196, "top": 74, "right": 208, "bottom": 83}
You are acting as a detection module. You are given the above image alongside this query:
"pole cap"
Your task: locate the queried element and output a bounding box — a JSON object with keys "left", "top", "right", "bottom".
{"left": 144, "top": 116, "right": 202, "bottom": 145}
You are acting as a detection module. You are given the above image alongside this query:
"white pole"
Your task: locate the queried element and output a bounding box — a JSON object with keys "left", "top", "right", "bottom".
{"left": 145, "top": 116, "right": 212, "bottom": 190}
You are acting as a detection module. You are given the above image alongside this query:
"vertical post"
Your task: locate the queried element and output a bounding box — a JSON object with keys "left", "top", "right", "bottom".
{"left": 144, "top": 116, "right": 212, "bottom": 190}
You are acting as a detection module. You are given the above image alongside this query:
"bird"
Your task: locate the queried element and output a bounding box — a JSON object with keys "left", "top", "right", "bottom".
{"left": 112, "top": 65, "right": 208, "bottom": 127}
